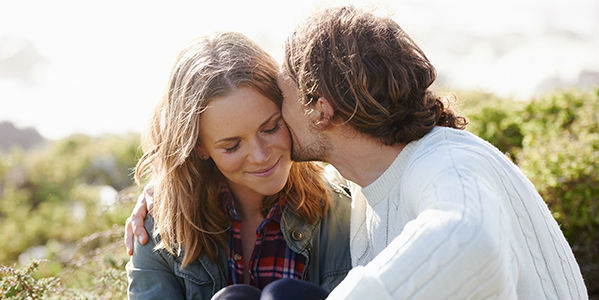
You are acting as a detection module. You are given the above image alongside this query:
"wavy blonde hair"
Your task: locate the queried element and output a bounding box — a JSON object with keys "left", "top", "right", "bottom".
{"left": 135, "top": 32, "right": 330, "bottom": 268}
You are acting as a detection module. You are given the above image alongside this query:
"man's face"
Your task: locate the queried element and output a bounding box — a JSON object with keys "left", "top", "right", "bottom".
{"left": 277, "top": 71, "right": 328, "bottom": 162}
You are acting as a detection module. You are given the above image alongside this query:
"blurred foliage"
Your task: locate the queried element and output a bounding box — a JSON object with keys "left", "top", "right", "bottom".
{"left": 0, "top": 260, "right": 60, "bottom": 300}
{"left": 0, "top": 89, "right": 597, "bottom": 298}
{"left": 0, "top": 133, "right": 140, "bottom": 263}
{"left": 0, "top": 133, "right": 140, "bottom": 298}
{"left": 0, "top": 227, "right": 129, "bottom": 300}
{"left": 456, "top": 88, "right": 598, "bottom": 298}
{"left": 50, "top": 225, "right": 130, "bottom": 299}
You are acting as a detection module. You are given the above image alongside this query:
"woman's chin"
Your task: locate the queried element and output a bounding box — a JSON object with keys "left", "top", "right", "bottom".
{"left": 258, "top": 180, "right": 288, "bottom": 196}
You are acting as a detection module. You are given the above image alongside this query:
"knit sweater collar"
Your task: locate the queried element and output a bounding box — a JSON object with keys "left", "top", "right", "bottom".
{"left": 361, "top": 137, "right": 422, "bottom": 206}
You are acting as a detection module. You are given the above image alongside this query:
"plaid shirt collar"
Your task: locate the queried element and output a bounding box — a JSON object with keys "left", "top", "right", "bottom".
{"left": 219, "top": 182, "right": 305, "bottom": 289}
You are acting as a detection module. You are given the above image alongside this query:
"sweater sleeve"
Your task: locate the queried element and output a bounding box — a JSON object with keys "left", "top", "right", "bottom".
{"left": 327, "top": 168, "right": 517, "bottom": 300}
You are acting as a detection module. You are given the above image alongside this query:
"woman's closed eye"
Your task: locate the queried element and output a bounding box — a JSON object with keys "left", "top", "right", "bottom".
{"left": 224, "top": 142, "right": 240, "bottom": 153}
{"left": 221, "top": 118, "right": 282, "bottom": 153}
{"left": 263, "top": 119, "right": 282, "bottom": 134}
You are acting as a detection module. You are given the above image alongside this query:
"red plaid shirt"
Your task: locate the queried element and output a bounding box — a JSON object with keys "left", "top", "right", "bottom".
{"left": 221, "top": 185, "right": 306, "bottom": 289}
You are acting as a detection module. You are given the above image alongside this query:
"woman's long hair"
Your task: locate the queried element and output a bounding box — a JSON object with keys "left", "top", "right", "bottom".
{"left": 135, "top": 32, "right": 330, "bottom": 268}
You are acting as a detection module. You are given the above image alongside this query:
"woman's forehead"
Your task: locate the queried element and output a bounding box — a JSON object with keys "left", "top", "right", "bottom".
{"left": 200, "top": 87, "right": 280, "bottom": 142}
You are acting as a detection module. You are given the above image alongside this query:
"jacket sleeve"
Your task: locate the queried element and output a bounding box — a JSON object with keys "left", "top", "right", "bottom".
{"left": 126, "top": 216, "right": 186, "bottom": 300}
{"left": 327, "top": 168, "right": 516, "bottom": 300}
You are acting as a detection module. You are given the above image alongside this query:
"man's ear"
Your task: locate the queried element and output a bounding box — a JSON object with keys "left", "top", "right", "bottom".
{"left": 312, "top": 97, "right": 335, "bottom": 129}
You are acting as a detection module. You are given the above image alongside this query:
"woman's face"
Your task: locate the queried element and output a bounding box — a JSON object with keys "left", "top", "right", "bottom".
{"left": 198, "top": 87, "right": 292, "bottom": 198}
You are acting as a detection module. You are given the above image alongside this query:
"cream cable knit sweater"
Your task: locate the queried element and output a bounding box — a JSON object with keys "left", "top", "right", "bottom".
{"left": 328, "top": 127, "right": 587, "bottom": 300}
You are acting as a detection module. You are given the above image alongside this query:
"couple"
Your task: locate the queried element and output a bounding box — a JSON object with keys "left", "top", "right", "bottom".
{"left": 125, "top": 6, "right": 587, "bottom": 300}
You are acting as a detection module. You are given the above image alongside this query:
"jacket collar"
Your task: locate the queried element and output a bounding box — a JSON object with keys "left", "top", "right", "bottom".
{"left": 280, "top": 205, "right": 321, "bottom": 254}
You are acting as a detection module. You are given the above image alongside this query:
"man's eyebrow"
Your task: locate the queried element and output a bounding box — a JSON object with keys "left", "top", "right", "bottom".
{"left": 214, "top": 112, "right": 280, "bottom": 144}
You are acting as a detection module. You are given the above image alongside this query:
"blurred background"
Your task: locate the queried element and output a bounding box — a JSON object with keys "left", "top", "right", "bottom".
{"left": 0, "top": 0, "right": 597, "bottom": 140}
{"left": 0, "top": 0, "right": 597, "bottom": 299}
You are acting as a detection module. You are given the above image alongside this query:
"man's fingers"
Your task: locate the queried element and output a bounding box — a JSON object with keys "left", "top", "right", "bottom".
{"left": 134, "top": 193, "right": 148, "bottom": 219}
{"left": 131, "top": 214, "right": 149, "bottom": 245}
{"left": 133, "top": 223, "right": 149, "bottom": 245}
{"left": 131, "top": 193, "right": 150, "bottom": 244}
{"left": 125, "top": 218, "right": 134, "bottom": 256}
{"left": 144, "top": 185, "right": 154, "bottom": 214}
{"left": 146, "top": 200, "right": 153, "bottom": 214}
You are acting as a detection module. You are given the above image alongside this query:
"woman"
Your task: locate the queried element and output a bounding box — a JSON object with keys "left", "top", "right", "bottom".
{"left": 126, "top": 32, "right": 352, "bottom": 300}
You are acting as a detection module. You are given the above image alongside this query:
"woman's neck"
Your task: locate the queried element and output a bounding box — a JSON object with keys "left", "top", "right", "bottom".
{"left": 227, "top": 181, "right": 264, "bottom": 221}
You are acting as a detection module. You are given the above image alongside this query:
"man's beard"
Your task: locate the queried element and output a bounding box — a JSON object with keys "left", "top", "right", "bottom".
{"left": 290, "top": 133, "right": 329, "bottom": 162}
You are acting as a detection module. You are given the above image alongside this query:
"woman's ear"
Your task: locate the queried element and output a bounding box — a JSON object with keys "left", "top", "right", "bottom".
{"left": 196, "top": 146, "right": 210, "bottom": 160}
{"left": 312, "top": 96, "right": 335, "bottom": 129}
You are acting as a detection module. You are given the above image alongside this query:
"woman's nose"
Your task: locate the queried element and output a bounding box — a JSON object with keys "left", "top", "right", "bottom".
{"left": 248, "top": 138, "right": 271, "bottom": 163}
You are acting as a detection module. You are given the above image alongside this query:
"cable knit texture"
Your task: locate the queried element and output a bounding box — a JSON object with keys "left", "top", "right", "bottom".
{"left": 328, "top": 126, "right": 588, "bottom": 300}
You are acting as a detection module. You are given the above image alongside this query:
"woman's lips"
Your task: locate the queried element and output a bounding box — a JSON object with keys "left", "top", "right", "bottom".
{"left": 249, "top": 158, "right": 280, "bottom": 177}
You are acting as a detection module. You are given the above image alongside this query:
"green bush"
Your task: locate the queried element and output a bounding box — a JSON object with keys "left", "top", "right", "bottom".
{"left": 0, "top": 229, "right": 129, "bottom": 300}
{"left": 0, "top": 133, "right": 139, "bottom": 298}
{"left": 0, "top": 133, "right": 141, "bottom": 264}
{"left": 0, "top": 260, "right": 60, "bottom": 300}
{"left": 50, "top": 225, "right": 130, "bottom": 300}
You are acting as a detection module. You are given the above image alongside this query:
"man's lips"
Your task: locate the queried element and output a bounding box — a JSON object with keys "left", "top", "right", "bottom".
{"left": 249, "top": 158, "right": 281, "bottom": 176}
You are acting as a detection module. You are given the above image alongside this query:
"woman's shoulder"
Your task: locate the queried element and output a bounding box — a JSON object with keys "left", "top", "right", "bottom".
{"left": 321, "top": 166, "right": 352, "bottom": 228}
{"left": 131, "top": 214, "right": 164, "bottom": 260}
{"left": 131, "top": 214, "right": 178, "bottom": 268}
{"left": 323, "top": 164, "right": 352, "bottom": 195}
{"left": 323, "top": 164, "right": 351, "bottom": 192}
{"left": 323, "top": 165, "right": 351, "bottom": 210}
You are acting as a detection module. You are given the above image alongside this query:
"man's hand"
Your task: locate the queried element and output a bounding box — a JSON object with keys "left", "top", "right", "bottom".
{"left": 124, "top": 186, "right": 154, "bottom": 255}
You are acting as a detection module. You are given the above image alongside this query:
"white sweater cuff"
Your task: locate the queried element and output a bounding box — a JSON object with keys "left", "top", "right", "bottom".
{"left": 326, "top": 266, "right": 393, "bottom": 300}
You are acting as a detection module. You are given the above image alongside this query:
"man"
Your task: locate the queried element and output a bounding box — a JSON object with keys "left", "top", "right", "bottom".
{"left": 127, "top": 6, "right": 588, "bottom": 299}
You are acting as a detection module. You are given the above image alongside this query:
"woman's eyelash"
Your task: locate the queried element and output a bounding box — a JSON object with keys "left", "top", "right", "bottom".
{"left": 264, "top": 120, "right": 281, "bottom": 133}
{"left": 223, "top": 119, "right": 281, "bottom": 153}
{"left": 224, "top": 143, "right": 240, "bottom": 153}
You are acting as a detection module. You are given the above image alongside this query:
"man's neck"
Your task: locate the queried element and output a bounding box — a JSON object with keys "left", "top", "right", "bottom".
{"left": 324, "top": 129, "right": 405, "bottom": 187}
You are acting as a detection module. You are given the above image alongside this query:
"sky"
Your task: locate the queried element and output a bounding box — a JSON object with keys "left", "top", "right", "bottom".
{"left": 1, "top": 0, "right": 597, "bottom": 140}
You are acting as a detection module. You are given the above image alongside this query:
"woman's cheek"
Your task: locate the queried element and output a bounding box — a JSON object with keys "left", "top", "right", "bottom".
{"left": 211, "top": 152, "right": 245, "bottom": 175}
{"left": 276, "top": 126, "right": 292, "bottom": 150}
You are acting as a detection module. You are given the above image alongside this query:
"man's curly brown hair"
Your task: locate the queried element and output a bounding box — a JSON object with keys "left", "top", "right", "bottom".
{"left": 283, "top": 6, "right": 467, "bottom": 145}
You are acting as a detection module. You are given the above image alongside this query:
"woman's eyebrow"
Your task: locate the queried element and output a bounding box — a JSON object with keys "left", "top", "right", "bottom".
{"left": 258, "top": 112, "right": 281, "bottom": 128}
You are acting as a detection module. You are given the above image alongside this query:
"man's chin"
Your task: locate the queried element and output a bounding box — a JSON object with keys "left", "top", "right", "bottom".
{"left": 290, "top": 148, "right": 309, "bottom": 162}
{"left": 291, "top": 148, "right": 323, "bottom": 162}
{"left": 290, "top": 153, "right": 311, "bottom": 162}
{"left": 290, "top": 138, "right": 328, "bottom": 162}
